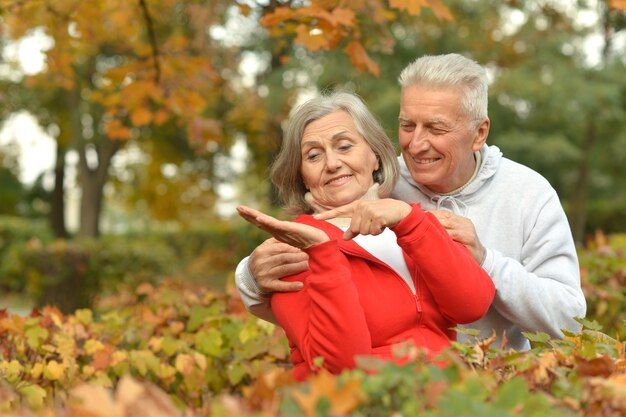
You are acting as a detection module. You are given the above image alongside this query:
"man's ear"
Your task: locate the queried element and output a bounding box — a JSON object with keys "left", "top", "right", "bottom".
{"left": 472, "top": 117, "right": 490, "bottom": 151}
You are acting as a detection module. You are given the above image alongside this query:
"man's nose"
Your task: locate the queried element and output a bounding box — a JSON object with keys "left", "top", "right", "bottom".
{"left": 408, "top": 128, "right": 430, "bottom": 153}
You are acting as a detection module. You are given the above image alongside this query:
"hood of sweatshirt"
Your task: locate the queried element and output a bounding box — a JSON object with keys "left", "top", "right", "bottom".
{"left": 398, "top": 144, "right": 503, "bottom": 215}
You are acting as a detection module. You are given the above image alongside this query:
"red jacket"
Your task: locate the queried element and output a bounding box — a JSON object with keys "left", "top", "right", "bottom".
{"left": 271, "top": 203, "right": 495, "bottom": 380}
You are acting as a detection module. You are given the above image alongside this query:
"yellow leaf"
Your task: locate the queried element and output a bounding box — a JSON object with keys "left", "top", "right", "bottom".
{"left": 85, "top": 339, "right": 105, "bottom": 355}
{"left": 75, "top": 308, "right": 93, "bottom": 325}
{"left": 175, "top": 353, "right": 194, "bottom": 375}
{"left": 148, "top": 337, "right": 163, "bottom": 352}
{"left": 44, "top": 360, "right": 65, "bottom": 381}
{"left": 30, "top": 362, "right": 45, "bottom": 379}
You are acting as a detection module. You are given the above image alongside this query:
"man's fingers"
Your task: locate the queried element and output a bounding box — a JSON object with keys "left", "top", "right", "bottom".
{"left": 270, "top": 259, "right": 309, "bottom": 277}
{"left": 261, "top": 279, "right": 304, "bottom": 293}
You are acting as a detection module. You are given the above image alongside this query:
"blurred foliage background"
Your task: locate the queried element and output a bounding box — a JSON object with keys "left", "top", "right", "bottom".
{"left": 0, "top": 0, "right": 625, "bottom": 312}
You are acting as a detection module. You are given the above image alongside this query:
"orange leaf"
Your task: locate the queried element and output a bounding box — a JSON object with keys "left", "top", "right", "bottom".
{"left": 238, "top": 4, "right": 252, "bottom": 16}
{"left": 130, "top": 107, "right": 153, "bottom": 126}
{"left": 91, "top": 344, "right": 115, "bottom": 371}
{"left": 389, "top": 0, "right": 430, "bottom": 15}
{"left": 428, "top": 0, "right": 454, "bottom": 21}
{"left": 609, "top": 0, "right": 626, "bottom": 11}
{"left": 330, "top": 7, "right": 356, "bottom": 27}
{"left": 343, "top": 41, "right": 380, "bottom": 77}
{"left": 260, "top": 6, "right": 294, "bottom": 27}
{"left": 104, "top": 119, "right": 133, "bottom": 140}
{"left": 295, "top": 24, "right": 330, "bottom": 52}
{"left": 576, "top": 354, "right": 615, "bottom": 378}
{"left": 291, "top": 370, "right": 363, "bottom": 417}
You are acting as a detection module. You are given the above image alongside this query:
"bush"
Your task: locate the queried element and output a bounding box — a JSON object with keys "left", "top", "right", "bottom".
{"left": 0, "top": 216, "right": 52, "bottom": 291}
{"left": 578, "top": 232, "right": 626, "bottom": 340}
{"left": 0, "top": 238, "right": 176, "bottom": 313}
{"left": 0, "top": 278, "right": 623, "bottom": 417}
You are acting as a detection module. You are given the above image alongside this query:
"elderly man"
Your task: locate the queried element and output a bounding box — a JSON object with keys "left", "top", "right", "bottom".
{"left": 235, "top": 53, "right": 586, "bottom": 351}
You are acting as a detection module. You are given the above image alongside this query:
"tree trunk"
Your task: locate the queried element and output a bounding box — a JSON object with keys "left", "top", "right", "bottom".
{"left": 569, "top": 118, "right": 595, "bottom": 245}
{"left": 77, "top": 138, "right": 123, "bottom": 238}
{"left": 50, "top": 143, "right": 68, "bottom": 238}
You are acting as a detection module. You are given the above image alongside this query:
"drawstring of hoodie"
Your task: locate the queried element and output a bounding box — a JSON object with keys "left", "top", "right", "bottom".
{"left": 431, "top": 195, "right": 469, "bottom": 217}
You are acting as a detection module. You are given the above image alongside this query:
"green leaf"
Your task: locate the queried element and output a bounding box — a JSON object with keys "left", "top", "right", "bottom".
{"left": 187, "top": 306, "right": 214, "bottom": 332}
{"left": 492, "top": 377, "right": 528, "bottom": 410}
{"left": 195, "top": 328, "right": 223, "bottom": 357}
{"left": 17, "top": 384, "right": 46, "bottom": 409}
{"left": 522, "top": 331, "right": 551, "bottom": 344}
{"left": 25, "top": 326, "right": 48, "bottom": 350}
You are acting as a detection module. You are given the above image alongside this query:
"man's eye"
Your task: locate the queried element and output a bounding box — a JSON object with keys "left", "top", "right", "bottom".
{"left": 400, "top": 123, "right": 415, "bottom": 131}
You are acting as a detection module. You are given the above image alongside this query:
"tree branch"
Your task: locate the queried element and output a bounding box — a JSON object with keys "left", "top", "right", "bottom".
{"left": 138, "top": 0, "right": 161, "bottom": 84}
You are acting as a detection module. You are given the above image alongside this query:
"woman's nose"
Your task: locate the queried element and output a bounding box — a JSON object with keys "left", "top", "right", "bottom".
{"left": 325, "top": 152, "right": 342, "bottom": 170}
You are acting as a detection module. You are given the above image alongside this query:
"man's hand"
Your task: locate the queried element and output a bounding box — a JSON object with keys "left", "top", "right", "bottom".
{"left": 249, "top": 238, "right": 309, "bottom": 293}
{"left": 314, "top": 199, "right": 412, "bottom": 240}
{"left": 429, "top": 210, "right": 486, "bottom": 264}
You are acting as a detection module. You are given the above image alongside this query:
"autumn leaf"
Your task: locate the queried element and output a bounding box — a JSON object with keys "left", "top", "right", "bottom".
{"left": 343, "top": 41, "right": 380, "bottom": 77}
{"left": 428, "top": 0, "right": 454, "bottom": 21}
{"left": 116, "top": 375, "right": 181, "bottom": 417}
{"left": 130, "top": 107, "right": 153, "bottom": 126}
{"left": 389, "top": 0, "right": 430, "bottom": 15}
{"left": 295, "top": 24, "right": 330, "bottom": 52}
{"left": 92, "top": 344, "right": 115, "bottom": 371}
{"left": 104, "top": 119, "right": 133, "bottom": 140}
{"left": 576, "top": 354, "right": 615, "bottom": 378}
{"left": 17, "top": 384, "right": 46, "bottom": 409}
{"left": 331, "top": 7, "right": 356, "bottom": 27}
{"left": 43, "top": 360, "right": 65, "bottom": 381}
{"left": 609, "top": 0, "right": 626, "bottom": 11}
{"left": 70, "top": 383, "right": 121, "bottom": 417}
{"left": 291, "top": 370, "right": 364, "bottom": 417}
{"left": 238, "top": 3, "right": 252, "bottom": 16}
{"left": 260, "top": 6, "right": 294, "bottom": 27}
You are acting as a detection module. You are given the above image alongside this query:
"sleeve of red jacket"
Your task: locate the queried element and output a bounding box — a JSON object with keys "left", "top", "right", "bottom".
{"left": 270, "top": 239, "right": 372, "bottom": 375}
{"left": 392, "top": 203, "right": 496, "bottom": 324}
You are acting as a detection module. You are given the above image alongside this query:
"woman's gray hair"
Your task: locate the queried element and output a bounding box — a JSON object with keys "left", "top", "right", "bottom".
{"left": 270, "top": 91, "right": 399, "bottom": 215}
{"left": 398, "top": 53, "right": 488, "bottom": 124}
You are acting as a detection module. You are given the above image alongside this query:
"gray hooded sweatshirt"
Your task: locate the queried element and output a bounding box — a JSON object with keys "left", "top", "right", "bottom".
{"left": 236, "top": 145, "right": 587, "bottom": 351}
{"left": 392, "top": 144, "right": 586, "bottom": 350}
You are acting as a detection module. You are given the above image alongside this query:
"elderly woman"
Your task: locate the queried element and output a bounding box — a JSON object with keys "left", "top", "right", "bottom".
{"left": 237, "top": 92, "right": 495, "bottom": 380}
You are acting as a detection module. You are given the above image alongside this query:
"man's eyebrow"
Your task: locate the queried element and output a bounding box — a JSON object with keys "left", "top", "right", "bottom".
{"left": 398, "top": 115, "right": 413, "bottom": 122}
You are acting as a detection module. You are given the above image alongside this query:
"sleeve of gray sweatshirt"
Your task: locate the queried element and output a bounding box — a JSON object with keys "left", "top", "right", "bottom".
{"left": 480, "top": 190, "right": 587, "bottom": 339}
{"left": 234, "top": 256, "right": 278, "bottom": 324}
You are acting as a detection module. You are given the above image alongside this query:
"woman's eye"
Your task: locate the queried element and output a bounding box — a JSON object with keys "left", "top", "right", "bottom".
{"left": 338, "top": 144, "right": 353, "bottom": 151}
{"left": 306, "top": 152, "right": 320, "bottom": 161}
